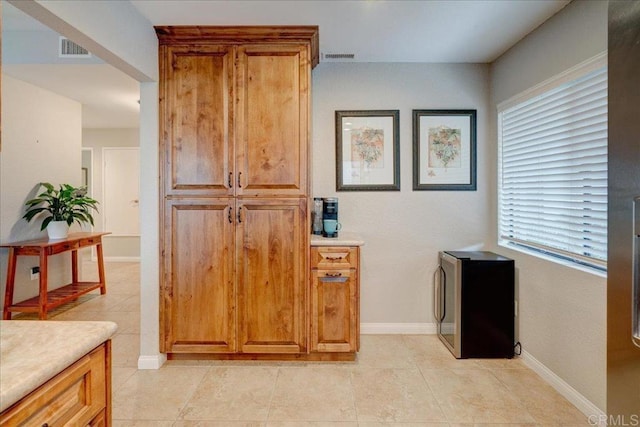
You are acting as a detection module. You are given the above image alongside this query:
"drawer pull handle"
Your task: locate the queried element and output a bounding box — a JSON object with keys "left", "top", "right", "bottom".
{"left": 320, "top": 276, "right": 348, "bottom": 283}
{"left": 326, "top": 272, "right": 342, "bottom": 277}
{"left": 325, "top": 256, "right": 344, "bottom": 260}
{"left": 42, "top": 423, "right": 49, "bottom": 427}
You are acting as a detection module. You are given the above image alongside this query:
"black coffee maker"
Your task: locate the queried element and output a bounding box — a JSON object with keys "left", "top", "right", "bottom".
{"left": 322, "top": 197, "right": 339, "bottom": 238}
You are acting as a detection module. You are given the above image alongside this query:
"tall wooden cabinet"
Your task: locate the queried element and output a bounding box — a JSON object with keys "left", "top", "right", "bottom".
{"left": 157, "top": 26, "right": 318, "bottom": 355}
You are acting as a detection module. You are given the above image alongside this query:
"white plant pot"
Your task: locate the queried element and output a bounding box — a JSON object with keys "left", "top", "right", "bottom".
{"left": 47, "top": 221, "right": 69, "bottom": 240}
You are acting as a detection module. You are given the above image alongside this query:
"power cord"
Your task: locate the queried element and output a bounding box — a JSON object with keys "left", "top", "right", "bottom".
{"left": 514, "top": 341, "right": 522, "bottom": 356}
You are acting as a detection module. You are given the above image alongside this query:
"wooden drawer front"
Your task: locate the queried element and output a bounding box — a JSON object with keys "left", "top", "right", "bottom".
{"left": 1, "top": 344, "right": 107, "bottom": 427}
{"left": 49, "top": 240, "right": 80, "bottom": 255}
{"left": 79, "top": 237, "right": 100, "bottom": 248}
{"left": 311, "top": 247, "right": 358, "bottom": 269}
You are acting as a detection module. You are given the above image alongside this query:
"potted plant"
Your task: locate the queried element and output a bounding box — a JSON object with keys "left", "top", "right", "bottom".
{"left": 23, "top": 182, "right": 99, "bottom": 239}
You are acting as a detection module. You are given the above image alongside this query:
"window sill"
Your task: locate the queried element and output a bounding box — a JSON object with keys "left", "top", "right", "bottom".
{"left": 498, "top": 241, "right": 607, "bottom": 279}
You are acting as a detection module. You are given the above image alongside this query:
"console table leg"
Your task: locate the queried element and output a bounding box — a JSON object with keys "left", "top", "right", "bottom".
{"left": 38, "top": 251, "right": 48, "bottom": 320}
{"left": 3, "top": 248, "right": 17, "bottom": 320}
{"left": 96, "top": 242, "right": 107, "bottom": 295}
{"left": 71, "top": 249, "right": 79, "bottom": 284}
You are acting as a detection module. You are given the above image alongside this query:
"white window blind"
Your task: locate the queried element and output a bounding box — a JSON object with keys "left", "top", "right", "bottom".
{"left": 498, "top": 60, "right": 607, "bottom": 272}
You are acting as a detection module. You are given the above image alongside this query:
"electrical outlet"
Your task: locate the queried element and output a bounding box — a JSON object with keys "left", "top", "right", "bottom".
{"left": 30, "top": 266, "right": 40, "bottom": 281}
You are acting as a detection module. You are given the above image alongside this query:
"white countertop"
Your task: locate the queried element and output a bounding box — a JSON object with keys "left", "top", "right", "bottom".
{"left": 311, "top": 232, "right": 364, "bottom": 247}
{"left": 0, "top": 320, "right": 118, "bottom": 412}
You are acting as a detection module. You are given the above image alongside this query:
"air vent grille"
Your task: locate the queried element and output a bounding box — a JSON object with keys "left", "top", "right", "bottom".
{"left": 321, "top": 53, "right": 355, "bottom": 62}
{"left": 59, "top": 37, "right": 92, "bottom": 58}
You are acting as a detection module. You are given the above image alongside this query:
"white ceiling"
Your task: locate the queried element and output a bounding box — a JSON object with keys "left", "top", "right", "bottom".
{"left": 132, "top": 0, "right": 570, "bottom": 63}
{"left": 2, "top": 64, "right": 141, "bottom": 128}
{"left": 3, "top": 0, "right": 571, "bottom": 129}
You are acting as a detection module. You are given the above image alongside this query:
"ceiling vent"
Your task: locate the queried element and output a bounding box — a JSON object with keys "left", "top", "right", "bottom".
{"left": 59, "top": 37, "right": 92, "bottom": 58}
{"left": 321, "top": 52, "right": 355, "bottom": 62}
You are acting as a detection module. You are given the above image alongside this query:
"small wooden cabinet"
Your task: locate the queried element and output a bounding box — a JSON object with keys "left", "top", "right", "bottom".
{"left": 0, "top": 341, "right": 111, "bottom": 426}
{"left": 310, "top": 246, "right": 360, "bottom": 353}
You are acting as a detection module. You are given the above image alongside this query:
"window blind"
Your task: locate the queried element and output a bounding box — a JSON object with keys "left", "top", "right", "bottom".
{"left": 498, "top": 65, "right": 607, "bottom": 271}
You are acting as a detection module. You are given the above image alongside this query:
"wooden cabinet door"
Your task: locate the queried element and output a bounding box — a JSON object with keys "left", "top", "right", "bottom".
{"left": 162, "top": 198, "right": 236, "bottom": 353}
{"left": 237, "top": 198, "right": 307, "bottom": 353}
{"left": 235, "top": 44, "right": 309, "bottom": 197}
{"left": 311, "top": 269, "right": 358, "bottom": 352}
{"left": 161, "top": 45, "right": 234, "bottom": 197}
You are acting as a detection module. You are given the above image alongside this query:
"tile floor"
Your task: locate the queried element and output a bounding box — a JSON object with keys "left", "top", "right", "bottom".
{"left": 36, "top": 261, "right": 590, "bottom": 426}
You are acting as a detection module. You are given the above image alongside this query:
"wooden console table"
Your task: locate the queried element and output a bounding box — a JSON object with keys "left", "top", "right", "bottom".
{"left": 1, "top": 232, "right": 110, "bottom": 320}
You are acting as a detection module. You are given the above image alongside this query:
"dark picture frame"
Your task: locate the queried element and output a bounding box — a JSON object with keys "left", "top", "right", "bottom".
{"left": 335, "top": 110, "right": 400, "bottom": 191}
{"left": 412, "top": 109, "right": 477, "bottom": 191}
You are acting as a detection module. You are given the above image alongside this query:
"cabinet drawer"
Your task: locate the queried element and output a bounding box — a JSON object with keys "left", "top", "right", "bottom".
{"left": 311, "top": 247, "right": 358, "bottom": 269}
{"left": 49, "top": 240, "right": 80, "bottom": 255}
{"left": 0, "top": 343, "right": 107, "bottom": 427}
{"left": 79, "top": 237, "right": 100, "bottom": 247}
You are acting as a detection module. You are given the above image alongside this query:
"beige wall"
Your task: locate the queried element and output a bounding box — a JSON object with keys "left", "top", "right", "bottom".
{"left": 312, "top": 62, "right": 490, "bottom": 326}
{"left": 489, "top": 0, "right": 608, "bottom": 411}
{"left": 0, "top": 74, "right": 82, "bottom": 305}
{"left": 82, "top": 128, "right": 140, "bottom": 260}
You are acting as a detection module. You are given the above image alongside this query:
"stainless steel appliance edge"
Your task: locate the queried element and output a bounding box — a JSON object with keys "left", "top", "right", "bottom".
{"left": 607, "top": 0, "right": 640, "bottom": 417}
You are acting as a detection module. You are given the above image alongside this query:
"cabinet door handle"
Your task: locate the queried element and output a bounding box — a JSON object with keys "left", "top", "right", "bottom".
{"left": 228, "top": 172, "right": 233, "bottom": 188}
{"left": 320, "top": 273, "right": 347, "bottom": 283}
{"left": 325, "top": 256, "right": 344, "bottom": 260}
{"left": 228, "top": 207, "right": 233, "bottom": 224}
{"left": 237, "top": 206, "right": 242, "bottom": 223}
{"left": 237, "top": 171, "right": 242, "bottom": 188}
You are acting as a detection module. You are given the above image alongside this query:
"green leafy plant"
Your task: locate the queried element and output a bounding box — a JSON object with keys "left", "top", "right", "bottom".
{"left": 23, "top": 182, "right": 99, "bottom": 231}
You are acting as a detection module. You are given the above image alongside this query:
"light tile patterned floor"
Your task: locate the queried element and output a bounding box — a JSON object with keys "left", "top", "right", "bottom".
{"left": 41, "top": 262, "right": 589, "bottom": 426}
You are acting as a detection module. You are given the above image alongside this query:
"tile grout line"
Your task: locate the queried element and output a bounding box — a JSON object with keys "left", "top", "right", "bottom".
{"left": 171, "top": 363, "right": 214, "bottom": 424}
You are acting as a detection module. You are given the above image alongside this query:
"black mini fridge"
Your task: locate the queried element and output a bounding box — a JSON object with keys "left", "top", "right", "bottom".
{"left": 434, "top": 251, "right": 515, "bottom": 358}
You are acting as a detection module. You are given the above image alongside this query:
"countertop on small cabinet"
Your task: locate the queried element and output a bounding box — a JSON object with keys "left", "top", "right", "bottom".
{"left": 0, "top": 320, "right": 118, "bottom": 412}
{"left": 310, "top": 232, "right": 365, "bottom": 247}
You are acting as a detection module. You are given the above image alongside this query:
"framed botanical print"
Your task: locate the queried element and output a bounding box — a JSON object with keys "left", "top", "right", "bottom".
{"left": 412, "top": 109, "right": 477, "bottom": 191}
{"left": 336, "top": 110, "right": 400, "bottom": 191}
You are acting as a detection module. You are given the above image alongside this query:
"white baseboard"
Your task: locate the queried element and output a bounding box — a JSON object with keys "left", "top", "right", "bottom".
{"left": 137, "top": 354, "right": 167, "bottom": 370}
{"left": 521, "top": 350, "right": 606, "bottom": 425}
{"left": 104, "top": 256, "right": 140, "bottom": 262}
{"left": 361, "top": 322, "right": 436, "bottom": 334}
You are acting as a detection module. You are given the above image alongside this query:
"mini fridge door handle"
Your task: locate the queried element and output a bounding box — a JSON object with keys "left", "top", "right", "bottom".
{"left": 440, "top": 266, "right": 447, "bottom": 322}
{"left": 632, "top": 197, "right": 640, "bottom": 348}
{"left": 432, "top": 265, "right": 446, "bottom": 323}
{"left": 433, "top": 267, "right": 440, "bottom": 322}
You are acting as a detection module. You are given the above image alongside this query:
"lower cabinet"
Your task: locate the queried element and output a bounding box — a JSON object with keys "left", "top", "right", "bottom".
{"left": 0, "top": 342, "right": 111, "bottom": 426}
{"left": 162, "top": 197, "right": 307, "bottom": 354}
{"left": 310, "top": 246, "right": 360, "bottom": 353}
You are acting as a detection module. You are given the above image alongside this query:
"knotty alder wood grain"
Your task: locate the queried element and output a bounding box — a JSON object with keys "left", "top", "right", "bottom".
{"left": 236, "top": 44, "right": 308, "bottom": 196}
{"left": 163, "top": 198, "right": 235, "bottom": 353}
{"left": 237, "top": 199, "right": 307, "bottom": 354}
{"left": 158, "top": 27, "right": 319, "bottom": 358}
{"left": 163, "top": 45, "right": 234, "bottom": 196}
{"left": 0, "top": 342, "right": 110, "bottom": 426}
{"left": 311, "top": 247, "right": 360, "bottom": 353}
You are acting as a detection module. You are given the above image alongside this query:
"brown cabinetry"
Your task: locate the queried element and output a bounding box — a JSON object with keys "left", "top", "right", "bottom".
{"left": 310, "top": 247, "right": 360, "bottom": 353}
{"left": 0, "top": 342, "right": 111, "bottom": 426}
{"left": 157, "top": 27, "right": 318, "bottom": 355}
